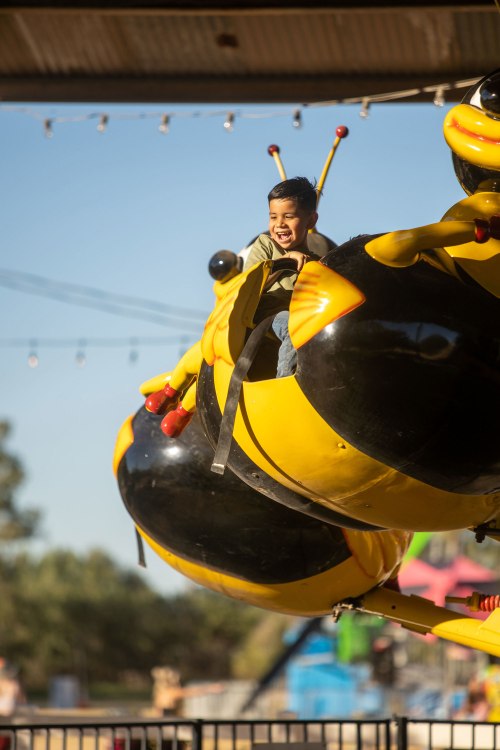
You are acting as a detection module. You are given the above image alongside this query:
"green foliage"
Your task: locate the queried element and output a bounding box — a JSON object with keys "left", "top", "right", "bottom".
{"left": 158, "top": 587, "right": 264, "bottom": 680}
{"left": 0, "top": 549, "right": 266, "bottom": 692}
{"left": 0, "top": 422, "right": 40, "bottom": 544}
{"left": 0, "top": 421, "right": 271, "bottom": 694}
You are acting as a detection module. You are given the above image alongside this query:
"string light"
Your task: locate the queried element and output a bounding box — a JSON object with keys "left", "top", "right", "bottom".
{"left": 223, "top": 112, "right": 235, "bottom": 132}
{"left": 27, "top": 339, "right": 39, "bottom": 368}
{"left": 129, "top": 337, "right": 139, "bottom": 364}
{"left": 75, "top": 338, "right": 87, "bottom": 367}
{"left": 359, "top": 98, "right": 370, "bottom": 119}
{"left": 159, "top": 114, "right": 170, "bottom": 134}
{"left": 292, "top": 109, "right": 302, "bottom": 129}
{"left": 2, "top": 75, "right": 480, "bottom": 135}
{"left": 433, "top": 87, "right": 446, "bottom": 107}
{"left": 2, "top": 335, "right": 196, "bottom": 363}
{"left": 43, "top": 118, "right": 53, "bottom": 138}
{"left": 97, "top": 114, "right": 109, "bottom": 133}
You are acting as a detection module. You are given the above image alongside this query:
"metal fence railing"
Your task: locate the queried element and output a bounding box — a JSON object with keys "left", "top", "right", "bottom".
{"left": 0, "top": 717, "right": 499, "bottom": 750}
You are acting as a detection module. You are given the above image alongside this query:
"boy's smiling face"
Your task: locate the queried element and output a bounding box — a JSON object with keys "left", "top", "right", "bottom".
{"left": 268, "top": 198, "right": 318, "bottom": 251}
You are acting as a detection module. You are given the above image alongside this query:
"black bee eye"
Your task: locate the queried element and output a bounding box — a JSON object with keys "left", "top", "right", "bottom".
{"left": 480, "top": 76, "right": 500, "bottom": 116}
{"left": 208, "top": 250, "right": 241, "bottom": 281}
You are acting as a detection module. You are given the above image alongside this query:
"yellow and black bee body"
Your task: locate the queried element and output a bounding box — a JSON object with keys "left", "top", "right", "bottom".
{"left": 294, "top": 235, "right": 500, "bottom": 496}
{"left": 192, "top": 70, "right": 500, "bottom": 535}
{"left": 115, "top": 407, "right": 409, "bottom": 615}
{"left": 113, "top": 70, "right": 500, "bottom": 653}
{"left": 197, "top": 355, "right": 383, "bottom": 532}
{"left": 117, "top": 408, "right": 351, "bottom": 585}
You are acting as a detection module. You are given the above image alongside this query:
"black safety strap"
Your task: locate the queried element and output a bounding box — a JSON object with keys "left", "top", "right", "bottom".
{"left": 135, "top": 527, "right": 147, "bottom": 568}
{"left": 211, "top": 315, "right": 275, "bottom": 475}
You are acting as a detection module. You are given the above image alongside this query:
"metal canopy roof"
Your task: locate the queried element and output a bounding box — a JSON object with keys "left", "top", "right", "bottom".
{"left": 0, "top": 1, "right": 498, "bottom": 103}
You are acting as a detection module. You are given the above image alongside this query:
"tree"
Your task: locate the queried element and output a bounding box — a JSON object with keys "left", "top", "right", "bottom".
{"left": 0, "top": 548, "right": 267, "bottom": 692}
{"left": 0, "top": 422, "right": 271, "bottom": 695}
{"left": 162, "top": 588, "right": 263, "bottom": 681}
{"left": 0, "top": 421, "right": 40, "bottom": 545}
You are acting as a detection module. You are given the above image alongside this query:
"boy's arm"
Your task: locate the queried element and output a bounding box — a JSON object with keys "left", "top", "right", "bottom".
{"left": 264, "top": 252, "right": 303, "bottom": 290}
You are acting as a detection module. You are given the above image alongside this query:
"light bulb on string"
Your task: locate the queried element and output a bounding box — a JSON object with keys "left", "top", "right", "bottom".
{"left": 292, "top": 109, "right": 302, "bottom": 129}
{"left": 129, "top": 337, "right": 139, "bottom": 365}
{"left": 433, "top": 87, "right": 445, "bottom": 107}
{"left": 359, "top": 98, "right": 370, "bottom": 119}
{"left": 223, "top": 112, "right": 235, "bottom": 132}
{"left": 27, "top": 339, "right": 39, "bottom": 368}
{"left": 159, "top": 114, "right": 170, "bottom": 134}
{"left": 43, "top": 119, "right": 53, "bottom": 138}
{"left": 97, "top": 114, "right": 109, "bottom": 133}
{"left": 75, "top": 339, "right": 87, "bottom": 368}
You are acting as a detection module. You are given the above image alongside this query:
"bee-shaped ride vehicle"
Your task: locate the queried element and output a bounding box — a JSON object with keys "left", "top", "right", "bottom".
{"left": 115, "top": 70, "right": 500, "bottom": 657}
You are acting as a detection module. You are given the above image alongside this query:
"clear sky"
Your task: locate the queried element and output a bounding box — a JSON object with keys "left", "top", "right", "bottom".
{"left": 0, "top": 95, "right": 464, "bottom": 595}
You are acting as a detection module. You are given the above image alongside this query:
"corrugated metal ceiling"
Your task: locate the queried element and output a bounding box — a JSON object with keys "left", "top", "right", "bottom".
{"left": 0, "top": 2, "right": 498, "bottom": 102}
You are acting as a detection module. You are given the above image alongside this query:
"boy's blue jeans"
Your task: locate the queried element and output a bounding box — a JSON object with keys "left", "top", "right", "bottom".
{"left": 272, "top": 311, "right": 297, "bottom": 378}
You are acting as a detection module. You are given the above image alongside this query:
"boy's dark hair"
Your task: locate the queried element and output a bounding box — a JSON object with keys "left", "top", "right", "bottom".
{"left": 268, "top": 177, "right": 318, "bottom": 212}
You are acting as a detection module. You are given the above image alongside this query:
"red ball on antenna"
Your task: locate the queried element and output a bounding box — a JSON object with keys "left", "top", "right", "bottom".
{"left": 336, "top": 126, "right": 349, "bottom": 138}
{"left": 268, "top": 144, "right": 280, "bottom": 155}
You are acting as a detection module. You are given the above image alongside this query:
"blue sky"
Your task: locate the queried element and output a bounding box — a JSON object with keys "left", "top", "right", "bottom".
{"left": 0, "top": 97, "right": 463, "bottom": 595}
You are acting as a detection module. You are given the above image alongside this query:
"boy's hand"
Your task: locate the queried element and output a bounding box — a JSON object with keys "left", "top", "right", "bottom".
{"left": 283, "top": 250, "right": 308, "bottom": 271}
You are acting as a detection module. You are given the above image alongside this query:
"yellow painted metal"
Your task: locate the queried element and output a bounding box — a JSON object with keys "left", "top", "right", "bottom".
{"left": 112, "top": 415, "right": 134, "bottom": 476}
{"left": 139, "top": 372, "right": 170, "bottom": 396}
{"left": 444, "top": 104, "right": 500, "bottom": 173}
{"left": 136, "top": 524, "right": 411, "bottom": 616}
{"left": 316, "top": 134, "right": 342, "bottom": 204}
{"left": 212, "top": 358, "right": 499, "bottom": 531}
{"left": 362, "top": 193, "right": 500, "bottom": 294}
{"left": 271, "top": 150, "right": 287, "bottom": 181}
{"left": 360, "top": 587, "right": 500, "bottom": 658}
{"left": 365, "top": 220, "right": 478, "bottom": 268}
{"left": 202, "top": 262, "right": 269, "bottom": 367}
{"left": 441, "top": 192, "right": 500, "bottom": 297}
{"left": 289, "top": 261, "right": 365, "bottom": 349}
{"left": 205, "top": 259, "right": 500, "bottom": 532}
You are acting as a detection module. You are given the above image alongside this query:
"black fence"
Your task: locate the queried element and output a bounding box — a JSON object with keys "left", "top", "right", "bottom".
{"left": 0, "top": 717, "right": 499, "bottom": 750}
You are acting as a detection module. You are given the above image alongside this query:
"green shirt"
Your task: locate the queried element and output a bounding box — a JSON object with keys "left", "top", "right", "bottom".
{"left": 243, "top": 234, "right": 320, "bottom": 321}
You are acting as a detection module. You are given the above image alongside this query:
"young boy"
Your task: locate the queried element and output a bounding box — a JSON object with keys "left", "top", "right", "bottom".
{"left": 146, "top": 176, "right": 319, "bottom": 436}
{"left": 244, "top": 176, "right": 319, "bottom": 376}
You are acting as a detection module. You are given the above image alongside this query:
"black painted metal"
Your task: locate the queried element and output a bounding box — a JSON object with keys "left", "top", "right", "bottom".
{"left": 197, "top": 361, "right": 385, "bottom": 532}
{"left": 0, "top": 717, "right": 499, "bottom": 750}
{"left": 296, "top": 237, "right": 500, "bottom": 495}
{"left": 117, "top": 408, "right": 353, "bottom": 584}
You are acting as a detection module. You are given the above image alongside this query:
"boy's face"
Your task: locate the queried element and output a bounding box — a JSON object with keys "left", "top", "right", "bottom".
{"left": 268, "top": 198, "right": 318, "bottom": 251}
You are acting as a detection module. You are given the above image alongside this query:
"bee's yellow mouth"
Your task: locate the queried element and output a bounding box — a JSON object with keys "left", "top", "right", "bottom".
{"left": 449, "top": 116, "right": 500, "bottom": 146}
{"left": 444, "top": 104, "right": 500, "bottom": 171}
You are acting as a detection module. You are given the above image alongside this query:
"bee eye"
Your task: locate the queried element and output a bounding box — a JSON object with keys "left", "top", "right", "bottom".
{"left": 469, "top": 73, "right": 500, "bottom": 116}
{"left": 480, "top": 78, "right": 500, "bottom": 116}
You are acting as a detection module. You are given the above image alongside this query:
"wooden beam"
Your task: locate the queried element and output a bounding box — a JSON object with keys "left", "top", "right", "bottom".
{"left": 0, "top": 1, "right": 493, "bottom": 15}
{"left": 0, "top": 73, "right": 479, "bottom": 104}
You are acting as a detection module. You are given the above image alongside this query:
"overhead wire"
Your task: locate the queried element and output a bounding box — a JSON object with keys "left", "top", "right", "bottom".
{"left": 0, "top": 269, "right": 208, "bottom": 332}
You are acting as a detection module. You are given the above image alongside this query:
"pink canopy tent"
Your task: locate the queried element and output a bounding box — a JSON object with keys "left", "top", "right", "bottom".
{"left": 399, "top": 555, "right": 498, "bottom": 610}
